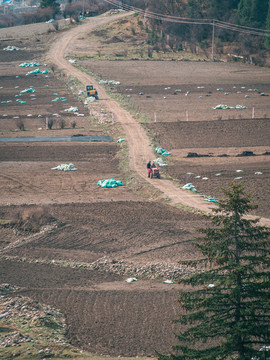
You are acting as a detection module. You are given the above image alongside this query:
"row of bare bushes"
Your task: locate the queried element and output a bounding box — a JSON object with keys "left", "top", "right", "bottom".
{"left": 0, "top": 0, "right": 111, "bottom": 29}
{"left": 16, "top": 119, "right": 77, "bottom": 131}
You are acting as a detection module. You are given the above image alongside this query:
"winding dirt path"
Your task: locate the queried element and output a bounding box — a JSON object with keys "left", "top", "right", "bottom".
{"left": 47, "top": 14, "right": 270, "bottom": 226}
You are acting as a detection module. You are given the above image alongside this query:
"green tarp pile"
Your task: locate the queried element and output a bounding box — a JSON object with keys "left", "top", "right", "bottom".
{"left": 97, "top": 178, "right": 123, "bottom": 188}
{"left": 20, "top": 87, "right": 36, "bottom": 93}
{"left": 155, "top": 147, "right": 171, "bottom": 155}
{"left": 182, "top": 183, "right": 197, "bottom": 192}
{"left": 117, "top": 138, "right": 125, "bottom": 143}
{"left": 204, "top": 196, "right": 218, "bottom": 203}
{"left": 26, "top": 68, "right": 49, "bottom": 76}
{"left": 19, "top": 62, "right": 41, "bottom": 67}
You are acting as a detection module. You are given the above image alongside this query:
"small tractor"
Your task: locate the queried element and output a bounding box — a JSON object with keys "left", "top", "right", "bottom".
{"left": 86, "top": 85, "right": 98, "bottom": 99}
{"left": 150, "top": 167, "right": 160, "bottom": 179}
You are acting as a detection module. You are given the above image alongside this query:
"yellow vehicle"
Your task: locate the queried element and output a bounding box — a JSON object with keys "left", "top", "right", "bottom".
{"left": 86, "top": 85, "right": 98, "bottom": 99}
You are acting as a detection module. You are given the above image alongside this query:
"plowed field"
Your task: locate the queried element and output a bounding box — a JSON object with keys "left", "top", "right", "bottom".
{"left": 0, "top": 14, "right": 270, "bottom": 358}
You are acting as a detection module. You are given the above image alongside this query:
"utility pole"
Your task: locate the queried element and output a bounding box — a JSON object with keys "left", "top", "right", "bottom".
{"left": 212, "top": 19, "right": 215, "bottom": 61}
{"left": 82, "top": 0, "right": 85, "bottom": 16}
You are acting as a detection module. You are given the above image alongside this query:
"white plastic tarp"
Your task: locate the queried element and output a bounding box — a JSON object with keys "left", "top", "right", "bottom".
{"left": 64, "top": 106, "right": 78, "bottom": 112}
{"left": 3, "top": 45, "right": 20, "bottom": 51}
{"left": 154, "top": 158, "right": 168, "bottom": 167}
{"left": 99, "top": 79, "right": 120, "bottom": 85}
{"left": 51, "top": 163, "right": 77, "bottom": 171}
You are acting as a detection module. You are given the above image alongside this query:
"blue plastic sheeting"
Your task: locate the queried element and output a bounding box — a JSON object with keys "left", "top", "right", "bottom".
{"left": 0, "top": 135, "right": 113, "bottom": 143}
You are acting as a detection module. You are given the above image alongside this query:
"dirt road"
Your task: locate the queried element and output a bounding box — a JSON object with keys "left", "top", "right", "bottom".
{"left": 47, "top": 13, "right": 270, "bottom": 226}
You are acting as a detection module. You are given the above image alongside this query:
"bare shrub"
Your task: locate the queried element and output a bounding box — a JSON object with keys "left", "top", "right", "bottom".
{"left": 161, "top": 40, "right": 167, "bottom": 52}
{"left": 153, "top": 44, "right": 160, "bottom": 53}
{"left": 148, "top": 46, "right": 153, "bottom": 58}
{"left": 168, "top": 38, "right": 176, "bottom": 51}
{"left": 48, "top": 119, "right": 54, "bottom": 130}
{"left": 16, "top": 120, "right": 25, "bottom": 131}
{"left": 52, "top": 20, "right": 59, "bottom": 31}
{"left": 252, "top": 52, "right": 266, "bottom": 66}
{"left": 47, "top": 27, "right": 56, "bottom": 34}
{"left": 58, "top": 119, "right": 66, "bottom": 129}
{"left": 138, "top": 48, "right": 144, "bottom": 58}
{"left": 71, "top": 120, "right": 77, "bottom": 129}
{"left": 71, "top": 15, "right": 79, "bottom": 23}
{"left": 131, "top": 27, "right": 136, "bottom": 35}
{"left": 11, "top": 206, "right": 55, "bottom": 233}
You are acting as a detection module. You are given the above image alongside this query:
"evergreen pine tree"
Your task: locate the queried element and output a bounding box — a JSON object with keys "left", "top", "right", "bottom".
{"left": 237, "top": 0, "right": 253, "bottom": 26}
{"left": 237, "top": 0, "right": 269, "bottom": 27}
{"left": 158, "top": 184, "right": 270, "bottom": 360}
{"left": 264, "top": 0, "right": 270, "bottom": 47}
{"left": 251, "top": 0, "right": 269, "bottom": 27}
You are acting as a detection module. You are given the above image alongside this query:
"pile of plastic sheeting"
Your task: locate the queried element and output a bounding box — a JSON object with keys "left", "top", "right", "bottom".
{"left": 211, "top": 104, "right": 247, "bottom": 110}
{"left": 182, "top": 183, "right": 197, "bottom": 192}
{"left": 68, "top": 59, "right": 76, "bottom": 64}
{"left": 99, "top": 79, "right": 121, "bottom": 85}
{"left": 153, "top": 157, "right": 168, "bottom": 167}
{"left": 204, "top": 196, "right": 218, "bottom": 203}
{"left": 235, "top": 105, "right": 247, "bottom": 109}
{"left": 26, "top": 68, "right": 49, "bottom": 76}
{"left": 84, "top": 97, "right": 96, "bottom": 104}
{"left": 20, "top": 87, "right": 36, "bottom": 93}
{"left": 3, "top": 45, "right": 20, "bottom": 51}
{"left": 19, "top": 62, "right": 41, "bottom": 67}
{"left": 46, "top": 19, "right": 55, "bottom": 23}
{"left": 64, "top": 106, "right": 78, "bottom": 112}
{"left": 97, "top": 178, "right": 123, "bottom": 188}
{"left": 163, "top": 280, "right": 175, "bottom": 284}
{"left": 51, "top": 163, "right": 77, "bottom": 171}
{"left": 117, "top": 138, "right": 125, "bottom": 143}
{"left": 155, "top": 147, "right": 171, "bottom": 155}
{"left": 125, "top": 278, "right": 137, "bottom": 283}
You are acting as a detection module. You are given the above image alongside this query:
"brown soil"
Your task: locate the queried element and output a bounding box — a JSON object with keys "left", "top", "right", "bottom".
{"left": 82, "top": 60, "right": 270, "bottom": 122}
{"left": 0, "top": 13, "right": 270, "bottom": 358}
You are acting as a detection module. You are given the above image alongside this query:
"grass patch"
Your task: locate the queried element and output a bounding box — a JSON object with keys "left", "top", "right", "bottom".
{"left": 0, "top": 219, "right": 12, "bottom": 227}
{"left": 72, "top": 14, "right": 208, "bottom": 62}
{"left": 0, "top": 326, "right": 14, "bottom": 333}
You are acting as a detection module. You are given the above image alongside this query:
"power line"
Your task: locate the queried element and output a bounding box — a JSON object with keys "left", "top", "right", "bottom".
{"left": 104, "top": 0, "right": 270, "bottom": 37}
